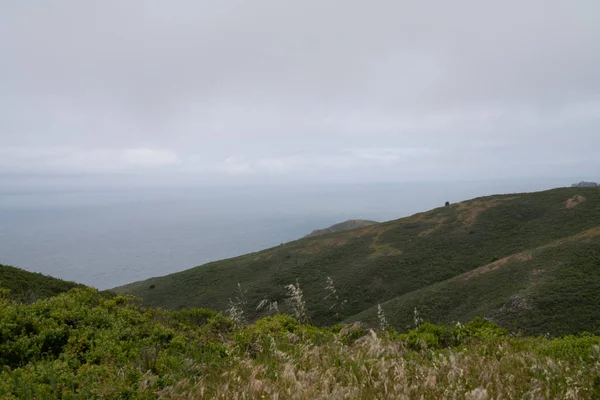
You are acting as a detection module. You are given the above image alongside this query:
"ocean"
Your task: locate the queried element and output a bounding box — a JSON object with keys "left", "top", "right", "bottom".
{"left": 0, "top": 181, "right": 562, "bottom": 289}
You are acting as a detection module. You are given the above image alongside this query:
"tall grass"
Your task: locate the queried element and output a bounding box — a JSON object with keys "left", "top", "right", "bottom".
{"left": 1, "top": 285, "right": 599, "bottom": 399}
{"left": 158, "top": 328, "right": 600, "bottom": 399}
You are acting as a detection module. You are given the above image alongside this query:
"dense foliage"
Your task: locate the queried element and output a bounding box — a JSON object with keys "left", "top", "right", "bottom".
{"left": 0, "top": 289, "right": 599, "bottom": 399}
{"left": 114, "top": 187, "right": 600, "bottom": 335}
{"left": 0, "top": 265, "right": 84, "bottom": 303}
{"left": 352, "top": 229, "right": 600, "bottom": 335}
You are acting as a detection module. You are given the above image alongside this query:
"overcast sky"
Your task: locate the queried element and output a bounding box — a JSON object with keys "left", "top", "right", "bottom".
{"left": 1, "top": 0, "right": 599, "bottom": 186}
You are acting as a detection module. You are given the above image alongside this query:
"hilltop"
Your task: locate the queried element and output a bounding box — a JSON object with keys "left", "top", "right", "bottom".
{"left": 305, "top": 219, "right": 378, "bottom": 238}
{"left": 113, "top": 187, "right": 600, "bottom": 335}
{"left": 0, "top": 264, "right": 85, "bottom": 302}
{"left": 572, "top": 181, "right": 598, "bottom": 187}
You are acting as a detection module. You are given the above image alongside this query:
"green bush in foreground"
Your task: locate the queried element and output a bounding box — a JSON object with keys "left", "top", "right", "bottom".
{"left": 392, "top": 318, "right": 508, "bottom": 351}
{"left": 1, "top": 288, "right": 599, "bottom": 399}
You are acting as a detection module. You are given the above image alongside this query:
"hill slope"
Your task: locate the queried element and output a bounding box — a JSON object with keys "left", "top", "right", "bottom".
{"left": 0, "top": 264, "right": 84, "bottom": 302}
{"left": 113, "top": 187, "right": 600, "bottom": 334}
{"left": 350, "top": 226, "right": 600, "bottom": 335}
{"left": 305, "top": 219, "right": 378, "bottom": 238}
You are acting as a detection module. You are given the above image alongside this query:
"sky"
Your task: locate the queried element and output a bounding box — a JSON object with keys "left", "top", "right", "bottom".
{"left": 1, "top": 0, "right": 599, "bottom": 188}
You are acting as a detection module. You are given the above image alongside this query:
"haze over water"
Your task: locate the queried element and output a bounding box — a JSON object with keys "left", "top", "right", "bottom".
{"left": 0, "top": 180, "right": 568, "bottom": 289}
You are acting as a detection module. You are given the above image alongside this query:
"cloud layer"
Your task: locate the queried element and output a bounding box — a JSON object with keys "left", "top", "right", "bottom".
{"left": 1, "top": 0, "right": 599, "bottom": 184}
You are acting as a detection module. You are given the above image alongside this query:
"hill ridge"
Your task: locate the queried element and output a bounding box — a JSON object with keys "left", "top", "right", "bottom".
{"left": 113, "top": 187, "right": 600, "bottom": 335}
{"left": 305, "top": 219, "right": 379, "bottom": 238}
{"left": 0, "top": 264, "right": 85, "bottom": 302}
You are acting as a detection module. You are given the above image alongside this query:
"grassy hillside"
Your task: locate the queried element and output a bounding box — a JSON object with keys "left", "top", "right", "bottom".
{"left": 1, "top": 289, "right": 599, "bottom": 399}
{"left": 113, "top": 187, "right": 600, "bottom": 334}
{"left": 350, "top": 226, "right": 600, "bottom": 335}
{"left": 305, "top": 219, "right": 378, "bottom": 237}
{"left": 0, "top": 264, "right": 84, "bottom": 302}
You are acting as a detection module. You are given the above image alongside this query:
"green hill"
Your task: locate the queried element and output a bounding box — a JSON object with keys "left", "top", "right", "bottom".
{"left": 0, "top": 264, "right": 85, "bottom": 302}
{"left": 113, "top": 187, "right": 600, "bottom": 334}
{"left": 350, "top": 226, "right": 600, "bottom": 335}
{"left": 305, "top": 219, "right": 379, "bottom": 237}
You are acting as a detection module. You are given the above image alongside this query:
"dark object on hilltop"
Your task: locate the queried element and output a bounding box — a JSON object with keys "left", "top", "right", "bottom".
{"left": 571, "top": 181, "right": 598, "bottom": 187}
{"left": 445, "top": 201, "right": 450, "bottom": 207}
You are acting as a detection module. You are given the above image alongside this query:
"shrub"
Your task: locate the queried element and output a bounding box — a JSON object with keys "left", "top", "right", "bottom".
{"left": 399, "top": 318, "right": 508, "bottom": 350}
{"left": 540, "top": 333, "right": 600, "bottom": 363}
{"left": 0, "top": 288, "right": 598, "bottom": 399}
{"left": 252, "top": 314, "right": 300, "bottom": 335}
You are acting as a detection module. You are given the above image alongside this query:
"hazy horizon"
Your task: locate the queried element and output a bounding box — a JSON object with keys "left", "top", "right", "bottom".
{"left": 0, "top": 179, "right": 582, "bottom": 289}
{"left": 1, "top": 1, "right": 598, "bottom": 288}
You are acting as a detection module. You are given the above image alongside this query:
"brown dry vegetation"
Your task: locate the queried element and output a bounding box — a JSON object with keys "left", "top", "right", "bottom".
{"left": 368, "top": 241, "right": 402, "bottom": 258}
{"left": 575, "top": 225, "right": 600, "bottom": 239}
{"left": 462, "top": 252, "right": 533, "bottom": 280}
{"left": 297, "top": 236, "right": 351, "bottom": 254}
{"left": 305, "top": 220, "right": 379, "bottom": 238}
{"left": 454, "top": 200, "right": 503, "bottom": 226}
{"left": 3, "top": 288, "right": 599, "bottom": 399}
{"left": 566, "top": 195, "right": 586, "bottom": 208}
{"left": 156, "top": 332, "right": 600, "bottom": 400}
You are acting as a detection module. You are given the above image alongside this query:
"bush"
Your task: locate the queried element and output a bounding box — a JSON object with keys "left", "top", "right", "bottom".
{"left": 0, "top": 289, "right": 598, "bottom": 399}
{"left": 398, "top": 318, "right": 507, "bottom": 350}
{"left": 540, "top": 333, "right": 600, "bottom": 363}
{"left": 252, "top": 314, "right": 301, "bottom": 335}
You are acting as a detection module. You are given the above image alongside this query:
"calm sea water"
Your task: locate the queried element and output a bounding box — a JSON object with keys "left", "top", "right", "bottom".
{"left": 0, "top": 181, "right": 562, "bottom": 289}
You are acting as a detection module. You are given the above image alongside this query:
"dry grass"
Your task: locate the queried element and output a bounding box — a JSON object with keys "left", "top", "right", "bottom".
{"left": 462, "top": 252, "right": 533, "bottom": 280}
{"left": 368, "top": 242, "right": 403, "bottom": 258}
{"left": 575, "top": 226, "right": 600, "bottom": 240}
{"left": 417, "top": 221, "right": 447, "bottom": 237}
{"left": 348, "top": 221, "right": 400, "bottom": 238}
{"left": 368, "top": 233, "right": 403, "bottom": 258}
{"left": 566, "top": 195, "right": 586, "bottom": 209}
{"left": 156, "top": 332, "right": 599, "bottom": 399}
{"left": 454, "top": 200, "right": 503, "bottom": 226}
{"left": 296, "top": 236, "right": 352, "bottom": 254}
{"left": 3, "top": 285, "right": 600, "bottom": 399}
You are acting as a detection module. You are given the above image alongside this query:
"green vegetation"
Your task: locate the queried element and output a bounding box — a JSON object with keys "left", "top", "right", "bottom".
{"left": 3, "top": 186, "right": 600, "bottom": 397}
{"left": 305, "top": 219, "right": 379, "bottom": 238}
{"left": 351, "top": 229, "right": 600, "bottom": 335}
{"left": 0, "top": 264, "right": 84, "bottom": 303}
{"left": 1, "top": 289, "right": 599, "bottom": 399}
{"left": 113, "top": 187, "right": 600, "bottom": 335}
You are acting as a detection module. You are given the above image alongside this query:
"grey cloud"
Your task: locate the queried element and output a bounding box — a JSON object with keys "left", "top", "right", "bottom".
{"left": 1, "top": 0, "right": 599, "bottom": 184}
